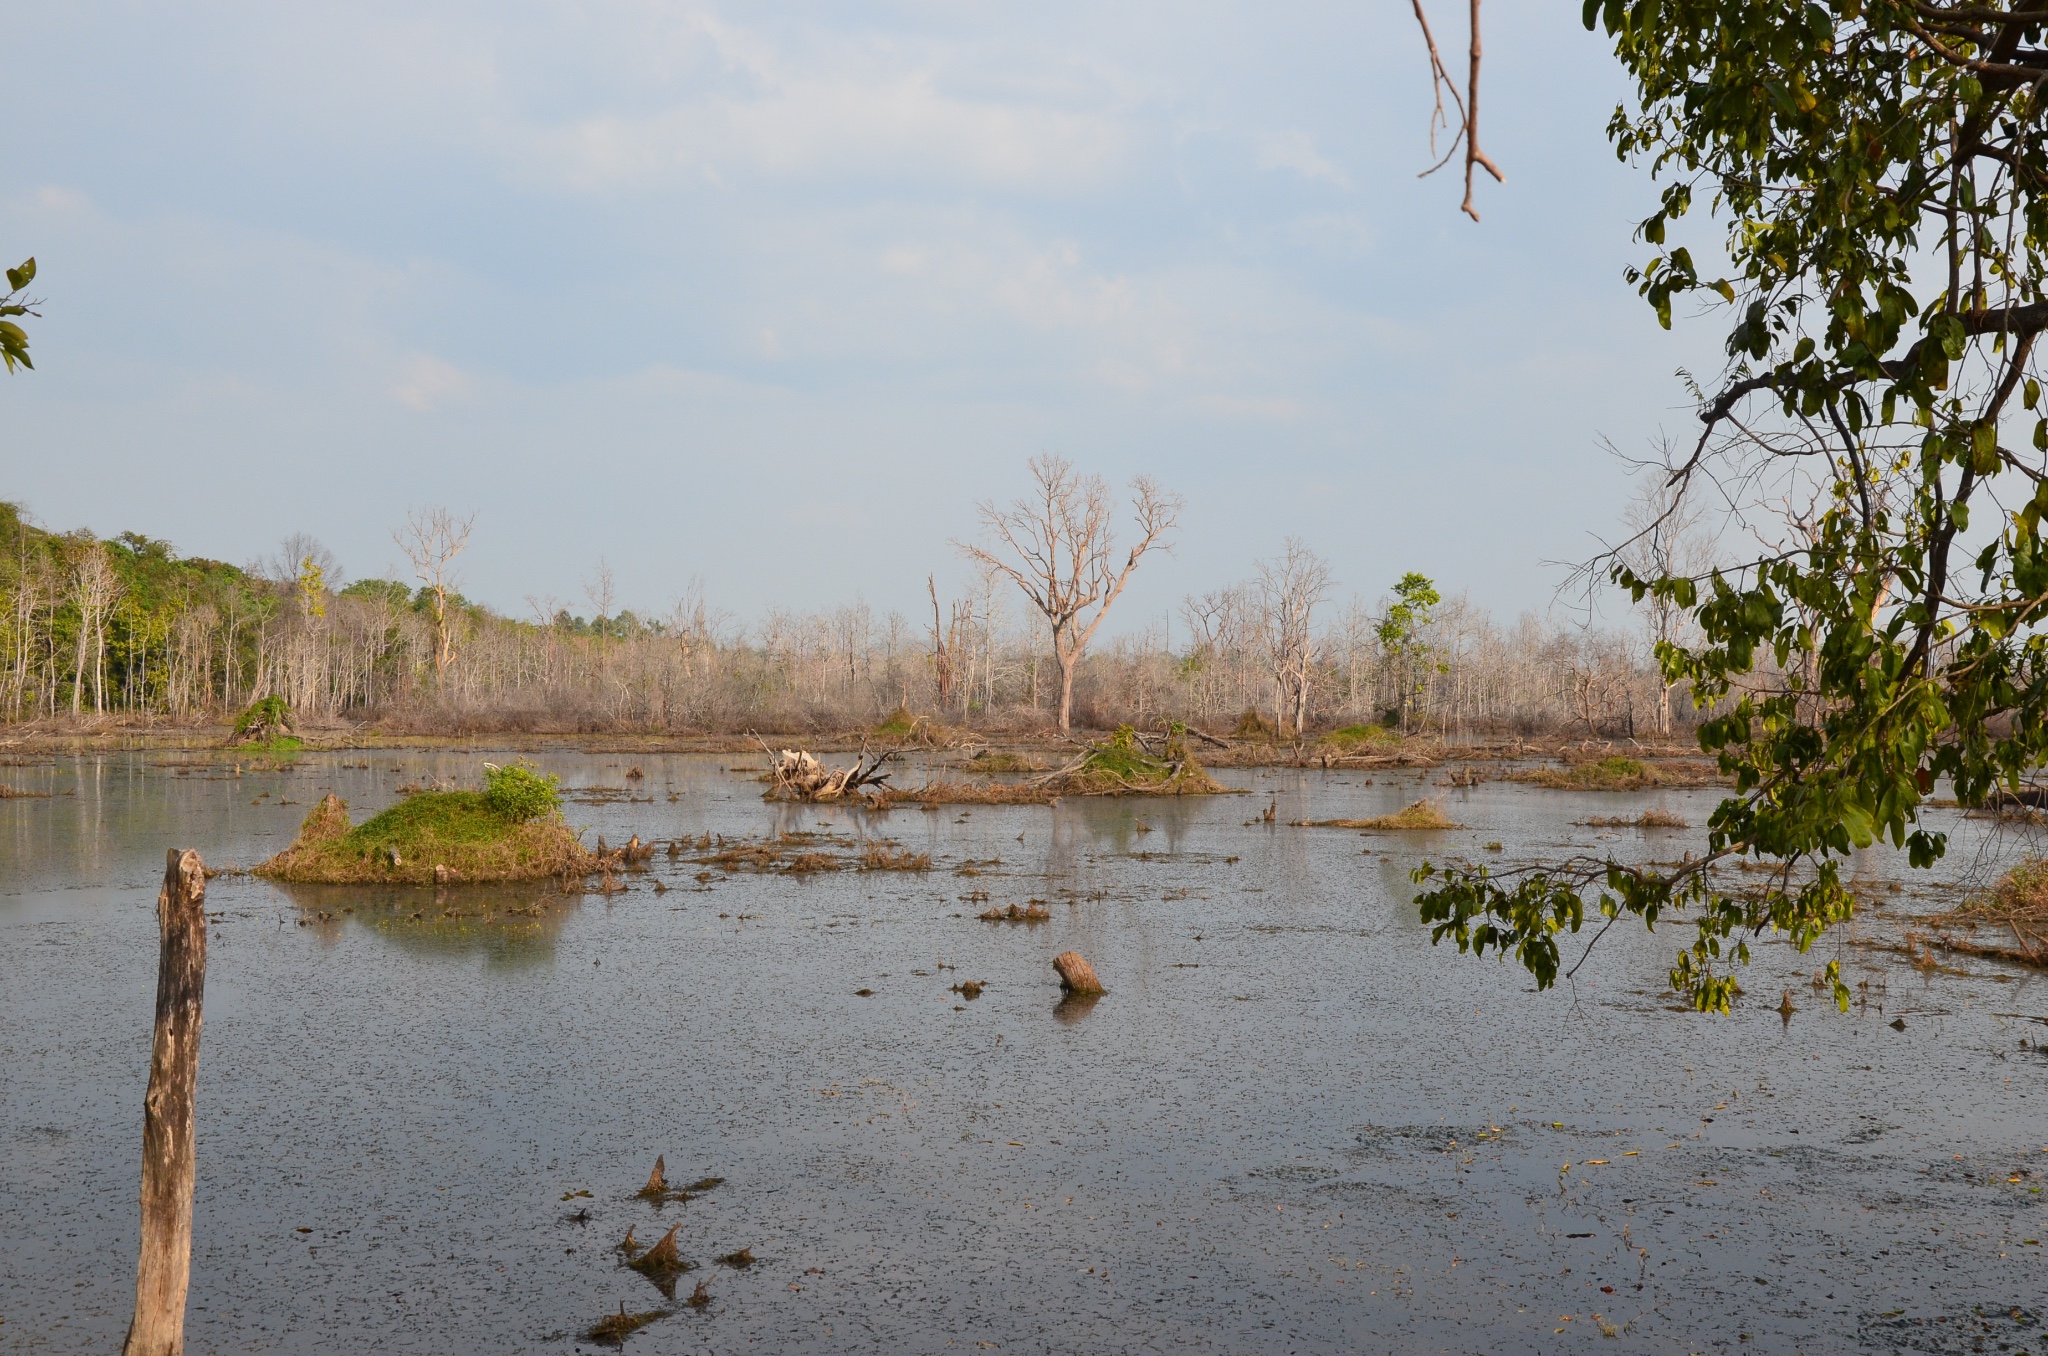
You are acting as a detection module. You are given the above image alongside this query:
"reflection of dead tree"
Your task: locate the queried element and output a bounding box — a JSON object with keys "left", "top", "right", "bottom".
{"left": 761, "top": 743, "right": 898, "bottom": 801}
{"left": 1409, "top": 0, "right": 1502, "bottom": 220}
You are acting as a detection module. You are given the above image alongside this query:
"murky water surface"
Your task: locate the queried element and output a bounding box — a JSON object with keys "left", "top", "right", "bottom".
{"left": 3, "top": 751, "right": 2045, "bottom": 1353}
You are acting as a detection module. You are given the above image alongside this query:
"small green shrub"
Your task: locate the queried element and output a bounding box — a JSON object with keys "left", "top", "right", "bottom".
{"left": 233, "top": 694, "right": 291, "bottom": 737}
{"left": 1323, "top": 723, "right": 1393, "bottom": 749}
{"left": 483, "top": 761, "right": 561, "bottom": 822}
{"left": 1589, "top": 756, "right": 1646, "bottom": 779}
{"left": 874, "top": 707, "right": 921, "bottom": 737}
{"left": 1233, "top": 708, "right": 1279, "bottom": 740}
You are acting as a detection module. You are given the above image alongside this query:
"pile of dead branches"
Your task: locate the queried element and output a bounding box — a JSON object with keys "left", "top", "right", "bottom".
{"left": 758, "top": 743, "right": 897, "bottom": 802}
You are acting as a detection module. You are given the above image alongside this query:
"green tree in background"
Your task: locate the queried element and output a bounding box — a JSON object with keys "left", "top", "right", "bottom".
{"left": 1377, "top": 572, "right": 1443, "bottom": 733}
{"left": 1419, "top": 0, "right": 2048, "bottom": 1010}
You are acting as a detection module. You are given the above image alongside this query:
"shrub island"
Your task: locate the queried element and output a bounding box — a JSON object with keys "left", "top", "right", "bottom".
{"left": 257, "top": 762, "right": 593, "bottom": 885}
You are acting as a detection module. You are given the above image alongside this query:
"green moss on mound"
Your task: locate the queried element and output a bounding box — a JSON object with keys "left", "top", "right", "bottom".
{"left": 257, "top": 790, "right": 591, "bottom": 884}
{"left": 1509, "top": 756, "right": 1714, "bottom": 791}
{"left": 1320, "top": 723, "right": 1395, "bottom": 751}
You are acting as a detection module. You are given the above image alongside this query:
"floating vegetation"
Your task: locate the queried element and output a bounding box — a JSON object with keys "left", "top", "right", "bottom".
{"left": 636, "top": 1156, "right": 672, "bottom": 1200}
{"left": 715, "top": 1246, "right": 755, "bottom": 1268}
{"left": 0, "top": 783, "right": 50, "bottom": 798}
{"left": 634, "top": 1158, "right": 723, "bottom": 1205}
{"left": 887, "top": 727, "right": 1228, "bottom": 803}
{"left": 689, "top": 831, "right": 929, "bottom": 875}
{"left": 628, "top": 1224, "right": 696, "bottom": 1296}
{"left": 950, "top": 980, "right": 985, "bottom": 999}
{"left": 1509, "top": 757, "right": 1720, "bottom": 791}
{"left": 1295, "top": 799, "right": 1459, "bottom": 831}
{"left": 686, "top": 1281, "right": 712, "bottom": 1310}
{"left": 1579, "top": 809, "right": 1690, "bottom": 828}
{"left": 585, "top": 1302, "right": 668, "bottom": 1346}
{"left": 978, "top": 902, "right": 1050, "bottom": 923}
{"left": 860, "top": 843, "right": 931, "bottom": 871}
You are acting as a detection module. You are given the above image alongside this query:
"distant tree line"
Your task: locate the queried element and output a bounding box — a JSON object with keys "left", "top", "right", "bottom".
{"left": 0, "top": 495, "right": 1695, "bottom": 739}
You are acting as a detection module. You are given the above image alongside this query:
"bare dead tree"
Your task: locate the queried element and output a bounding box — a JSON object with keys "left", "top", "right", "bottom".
{"left": 1254, "top": 539, "right": 1335, "bottom": 736}
{"left": 392, "top": 506, "right": 475, "bottom": 687}
{"left": 1409, "top": 0, "right": 1502, "bottom": 221}
{"left": 69, "top": 539, "right": 124, "bottom": 715}
{"left": 583, "top": 558, "right": 616, "bottom": 624}
{"left": 926, "top": 574, "right": 972, "bottom": 714}
{"left": 959, "top": 455, "right": 1182, "bottom": 734}
{"left": 1616, "top": 469, "right": 1716, "bottom": 736}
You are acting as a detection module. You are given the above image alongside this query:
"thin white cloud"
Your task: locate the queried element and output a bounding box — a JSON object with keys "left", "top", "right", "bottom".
{"left": 1257, "top": 129, "right": 1350, "bottom": 187}
{"left": 392, "top": 353, "right": 474, "bottom": 411}
{"left": 524, "top": 76, "right": 1130, "bottom": 194}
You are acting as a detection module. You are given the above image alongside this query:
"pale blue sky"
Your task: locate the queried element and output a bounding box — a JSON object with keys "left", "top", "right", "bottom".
{"left": 5, "top": 1, "right": 1721, "bottom": 630}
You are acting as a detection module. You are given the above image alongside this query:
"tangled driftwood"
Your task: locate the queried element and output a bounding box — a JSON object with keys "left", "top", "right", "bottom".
{"left": 762, "top": 745, "right": 897, "bottom": 802}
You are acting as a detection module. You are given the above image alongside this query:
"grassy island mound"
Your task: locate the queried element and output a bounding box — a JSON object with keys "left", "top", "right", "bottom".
{"left": 257, "top": 763, "right": 591, "bottom": 885}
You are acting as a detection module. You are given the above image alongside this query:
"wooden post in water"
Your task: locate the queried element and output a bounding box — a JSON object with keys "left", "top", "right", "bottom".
{"left": 123, "top": 848, "right": 208, "bottom": 1356}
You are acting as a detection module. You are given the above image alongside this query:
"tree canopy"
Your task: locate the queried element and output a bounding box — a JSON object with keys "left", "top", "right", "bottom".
{"left": 1418, "top": 0, "right": 2048, "bottom": 1010}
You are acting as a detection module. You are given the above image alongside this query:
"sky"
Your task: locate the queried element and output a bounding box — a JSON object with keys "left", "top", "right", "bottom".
{"left": 3, "top": 1, "right": 1727, "bottom": 634}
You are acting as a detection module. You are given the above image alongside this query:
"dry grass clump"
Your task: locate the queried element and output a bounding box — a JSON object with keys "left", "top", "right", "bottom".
{"left": 1233, "top": 708, "right": 1280, "bottom": 741}
{"left": 1295, "top": 799, "right": 1460, "bottom": 831}
{"left": 979, "top": 901, "right": 1052, "bottom": 923}
{"left": 1926, "top": 858, "right": 2048, "bottom": 967}
{"left": 965, "top": 749, "right": 1048, "bottom": 774}
{"left": 586, "top": 1303, "right": 667, "bottom": 1346}
{"left": 860, "top": 842, "right": 931, "bottom": 871}
{"left": 690, "top": 831, "right": 929, "bottom": 874}
{"left": 880, "top": 780, "right": 1060, "bottom": 806}
{"left": 1509, "top": 755, "right": 1719, "bottom": 791}
{"left": 1580, "top": 808, "right": 1690, "bottom": 828}
{"left": 256, "top": 792, "right": 592, "bottom": 885}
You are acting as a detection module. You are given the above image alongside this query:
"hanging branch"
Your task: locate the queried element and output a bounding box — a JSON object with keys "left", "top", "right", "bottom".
{"left": 1410, "top": 0, "right": 1503, "bottom": 221}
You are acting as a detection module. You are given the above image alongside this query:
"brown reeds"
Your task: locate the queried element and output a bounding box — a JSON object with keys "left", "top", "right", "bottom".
{"left": 586, "top": 1302, "right": 667, "bottom": 1346}
{"left": 978, "top": 902, "right": 1051, "bottom": 923}
{"left": 1925, "top": 859, "right": 2048, "bottom": 967}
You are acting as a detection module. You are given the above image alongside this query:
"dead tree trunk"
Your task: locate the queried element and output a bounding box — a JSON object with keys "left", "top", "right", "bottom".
{"left": 1052, "top": 950, "right": 1105, "bottom": 996}
{"left": 124, "top": 848, "right": 208, "bottom": 1356}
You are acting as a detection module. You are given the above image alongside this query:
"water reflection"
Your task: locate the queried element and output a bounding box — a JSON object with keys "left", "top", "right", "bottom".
{"left": 1052, "top": 991, "right": 1103, "bottom": 1024}
{"left": 274, "top": 880, "right": 581, "bottom": 967}
{"left": 5, "top": 749, "right": 2044, "bottom": 1354}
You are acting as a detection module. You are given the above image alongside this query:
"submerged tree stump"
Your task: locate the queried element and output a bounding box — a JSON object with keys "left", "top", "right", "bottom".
{"left": 124, "top": 849, "right": 208, "bottom": 1356}
{"left": 1052, "top": 950, "right": 1105, "bottom": 996}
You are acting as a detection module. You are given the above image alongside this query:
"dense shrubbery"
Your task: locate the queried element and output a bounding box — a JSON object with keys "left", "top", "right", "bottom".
{"left": 482, "top": 761, "right": 560, "bottom": 822}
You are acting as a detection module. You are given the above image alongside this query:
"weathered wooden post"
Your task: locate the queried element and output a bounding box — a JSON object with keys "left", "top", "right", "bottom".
{"left": 123, "top": 848, "right": 208, "bottom": 1356}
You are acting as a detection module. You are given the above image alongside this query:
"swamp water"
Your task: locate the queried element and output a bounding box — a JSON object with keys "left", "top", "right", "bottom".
{"left": 2, "top": 750, "right": 2044, "bottom": 1353}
